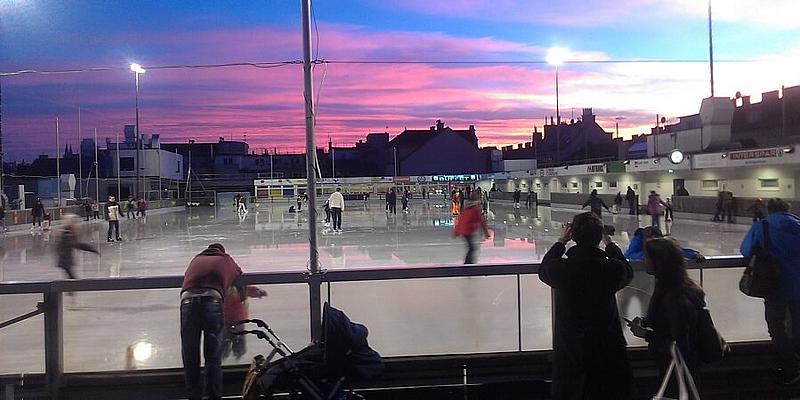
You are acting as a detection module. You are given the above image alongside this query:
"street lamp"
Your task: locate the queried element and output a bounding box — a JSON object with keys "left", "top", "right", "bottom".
{"left": 130, "top": 63, "right": 145, "bottom": 198}
{"left": 546, "top": 47, "right": 568, "bottom": 164}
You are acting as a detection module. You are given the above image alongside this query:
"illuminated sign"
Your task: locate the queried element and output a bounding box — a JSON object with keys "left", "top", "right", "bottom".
{"left": 729, "top": 149, "right": 779, "bottom": 160}
{"left": 586, "top": 164, "right": 605, "bottom": 173}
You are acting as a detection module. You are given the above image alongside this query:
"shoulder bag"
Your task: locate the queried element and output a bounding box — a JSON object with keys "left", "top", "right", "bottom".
{"left": 739, "top": 220, "right": 781, "bottom": 298}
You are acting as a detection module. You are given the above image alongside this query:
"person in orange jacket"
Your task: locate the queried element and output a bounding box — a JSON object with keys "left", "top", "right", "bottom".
{"left": 223, "top": 284, "right": 267, "bottom": 360}
{"left": 453, "top": 192, "right": 490, "bottom": 264}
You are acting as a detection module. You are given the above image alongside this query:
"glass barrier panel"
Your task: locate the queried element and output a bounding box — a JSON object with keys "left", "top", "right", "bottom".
{"left": 329, "top": 276, "right": 519, "bottom": 356}
{"left": 520, "top": 274, "right": 553, "bottom": 350}
{"left": 0, "top": 294, "right": 45, "bottom": 375}
{"left": 221, "top": 283, "right": 310, "bottom": 366}
{"left": 62, "top": 284, "right": 310, "bottom": 372}
{"left": 700, "top": 267, "right": 770, "bottom": 342}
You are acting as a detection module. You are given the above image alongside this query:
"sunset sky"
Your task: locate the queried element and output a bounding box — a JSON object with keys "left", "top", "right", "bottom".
{"left": 2, "top": 0, "right": 800, "bottom": 161}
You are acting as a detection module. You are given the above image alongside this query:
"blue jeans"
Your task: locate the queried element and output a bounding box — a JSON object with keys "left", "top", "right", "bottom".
{"left": 181, "top": 296, "right": 224, "bottom": 400}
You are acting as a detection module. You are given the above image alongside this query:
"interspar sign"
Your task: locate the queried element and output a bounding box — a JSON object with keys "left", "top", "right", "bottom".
{"left": 729, "top": 149, "right": 779, "bottom": 160}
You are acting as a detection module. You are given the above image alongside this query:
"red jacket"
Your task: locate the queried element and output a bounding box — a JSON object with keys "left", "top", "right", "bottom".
{"left": 181, "top": 248, "right": 242, "bottom": 297}
{"left": 224, "top": 286, "right": 265, "bottom": 325}
{"left": 454, "top": 204, "right": 489, "bottom": 237}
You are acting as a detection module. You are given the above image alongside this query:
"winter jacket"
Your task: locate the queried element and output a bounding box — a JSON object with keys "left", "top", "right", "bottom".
{"left": 540, "top": 242, "right": 633, "bottom": 400}
{"left": 105, "top": 201, "right": 122, "bottom": 221}
{"left": 614, "top": 193, "right": 623, "bottom": 206}
{"left": 647, "top": 194, "right": 665, "bottom": 215}
{"left": 328, "top": 191, "right": 345, "bottom": 209}
{"left": 32, "top": 202, "right": 45, "bottom": 217}
{"left": 624, "top": 229, "right": 701, "bottom": 261}
{"left": 453, "top": 203, "right": 489, "bottom": 237}
{"left": 181, "top": 247, "right": 243, "bottom": 298}
{"left": 57, "top": 228, "right": 99, "bottom": 271}
{"left": 740, "top": 212, "right": 800, "bottom": 300}
{"left": 645, "top": 286, "right": 704, "bottom": 377}
{"left": 582, "top": 195, "right": 609, "bottom": 215}
{"left": 625, "top": 188, "right": 636, "bottom": 203}
{"left": 224, "top": 285, "right": 265, "bottom": 325}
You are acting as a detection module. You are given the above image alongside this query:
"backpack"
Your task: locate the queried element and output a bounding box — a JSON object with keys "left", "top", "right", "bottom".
{"left": 739, "top": 220, "right": 782, "bottom": 298}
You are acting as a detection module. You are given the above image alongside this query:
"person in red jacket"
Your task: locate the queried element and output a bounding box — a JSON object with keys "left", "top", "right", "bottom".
{"left": 453, "top": 192, "right": 490, "bottom": 264}
{"left": 180, "top": 243, "right": 242, "bottom": 400}
{"left": 223, "top": 284, "right": 267, "bottom": 360}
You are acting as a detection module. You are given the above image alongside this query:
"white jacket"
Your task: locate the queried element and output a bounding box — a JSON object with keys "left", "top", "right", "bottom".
{"left": 328, "top": 192, "right": 345, "bottom": 210}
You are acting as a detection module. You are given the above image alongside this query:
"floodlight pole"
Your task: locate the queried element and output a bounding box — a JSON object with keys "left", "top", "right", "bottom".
{"left": 301, "top": 0, "right": 322, "bottom": 342}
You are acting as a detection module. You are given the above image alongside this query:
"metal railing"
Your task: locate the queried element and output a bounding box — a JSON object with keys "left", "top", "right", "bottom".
{"left": 0, "top": 255, "right": 749, "bottom": 399}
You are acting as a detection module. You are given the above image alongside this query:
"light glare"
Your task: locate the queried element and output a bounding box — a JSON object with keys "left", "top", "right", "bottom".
{"left": 546, "top": 47, "right": 569, "bottom": 66}
{"left": 130, "top": 63, "right": 146, "bottom": 74}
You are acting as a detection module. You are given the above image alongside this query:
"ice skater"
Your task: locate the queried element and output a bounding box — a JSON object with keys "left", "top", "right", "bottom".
{"left": 513, "top": 189, "right": 521, "bottom": 208}
{"left": 56, "top": 214, "right": 100, "bottom": 279}
{"left": 401, "top": 190, "right": 409, "bottom": 213}
{"left": 105, "top": 195, "right": 123, "bottom": 242}
{"left": 31, "top": 198, "right": 45, "bottom": 231}
{"left": 137, "top": 197, "right": 148, "bottom": 218}
{"left": 453, "top": 192, "right": 490, "bottom": 264}
{"left": 582, "top": 189, "right": 610, "bottom": 217}
{"left": 323, "top": 199, "right": 331, "bottom": 226}
{"left": 387, "top": 188, "right": 397, "bottom": 215}
{"left": 328, "top": 187, "right": 345, "bottom": 232}
{"left": 126, "top": 196, "right": 137, "bottom": 219}
{"left": 91, "top": 201, "right": 100, "bottom": 219}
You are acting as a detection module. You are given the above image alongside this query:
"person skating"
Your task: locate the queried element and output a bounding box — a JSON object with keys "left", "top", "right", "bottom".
{"left": 582, "top": 189, "right": 610, "bottom": 217}
{"left": 138, "top": 197, "right": 148, "bottom": 218}
{"left": 180, "top": 243, "right": 243, "bottom": 400}
{"left": 323, "top": 199, "right": 331, "bottom": 226}
{"left": 451, "top": 189, "right": 460, "bottom": 215}
{"left": 625, "top": 186, "right": 637, "bottom": 215}
{"left": 664, "top": 197, "right": 674, "bottom": 222}
{"left": 480, "top": 187, "right": 489, "bottom": 214}
{"left": 126, "top": 196, "right": 137, "bottom": 219}
{"left": 105, "top": 195, "right": 122, "bottom": 242}
{"left": 453, "top": 192, "right": 490, "bottom": 264}
{"left": 513, "top": 189, "right": 521, "bottom": 208}
{"left": 0, "top": 203, "right": 6, "bottom": 233}
{"left": 83, "top": 201, "right": 92, "bottom": 221}
{"left": 91, "top": 201, "right": 100, "bottom": 219}
{"left": 647, "top": 191, "right": 667, "bottom": 229}
{"left": 56, "top": 214, "right": 99, "bottom": 279}
{"left": 31, "top": 198, "right": 45, "bottom": 231}
{"left": 525, "top": 190, "right": 534, "bottom": 208}
{"left": 401, "top": 190, "right": 409, "bottom": 212}
{"left": 613, "top": 192, "right": 623, "bottom": 214}
{"left": 387, "top": 188, "right": 397, "bottom": 215}
{"left": 328, "top": 187, "right": 345, "bottom": 232}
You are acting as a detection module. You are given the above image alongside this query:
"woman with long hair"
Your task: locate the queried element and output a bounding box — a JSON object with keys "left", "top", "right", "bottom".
{"left": 629, "top": 237, "right": 705, "bottom": 386}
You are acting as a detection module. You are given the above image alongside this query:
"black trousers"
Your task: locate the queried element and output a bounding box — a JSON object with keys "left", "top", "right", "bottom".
{"left": 464, "top": 235, "right": 476, "bottom": 264}
{"left": 765, "top": 297, "right": 800, "bottom": 374}
{"left": 388, "top": 202, "right": 396, "bottom": 214}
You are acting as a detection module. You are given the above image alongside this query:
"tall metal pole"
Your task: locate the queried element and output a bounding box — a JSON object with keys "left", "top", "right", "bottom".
{"left": 708, "top": 0, "right": 715, "bottom": 97}
{"left": 78, "top": 105, "right": 83, "bottom": 198}
{"left": 116, "top": 131, "right": 121, "bottom": 198}
{"left": 555, "top": 66, "right": 561, "bottom": 164}
{"left": 134, "top": 71, "right": 141, "bottom": 198}
{"left": 0, "top": 77, "right": 4, "bottom": 205}
{"left": 56, "top": 118, "right": 62, "bottom": 207}
{"left": 94, "top": 128, "right": 99, "bottom": 201}
{"left": 301, "top": 0, "right": 321, "bottom": 342}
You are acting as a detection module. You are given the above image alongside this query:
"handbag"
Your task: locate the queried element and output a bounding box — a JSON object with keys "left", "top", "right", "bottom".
{"left": 697, "top": 306, "right": 730, "bottom": 363}
{"left": 653, "top": 342, "right": 701, "bottom": 400}
{"left": 739, "top": 220, "right": 781, "bottom": 298}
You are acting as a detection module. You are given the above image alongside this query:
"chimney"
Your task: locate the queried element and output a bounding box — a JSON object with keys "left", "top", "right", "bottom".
{"left": 436, "top": 120, "right": 444, "bottom": 131}
{"left": 742, "top": 96, "right": 750, "bottom": 106}
{"left": 550, "top": 116, "right": 554, "bottom": 125}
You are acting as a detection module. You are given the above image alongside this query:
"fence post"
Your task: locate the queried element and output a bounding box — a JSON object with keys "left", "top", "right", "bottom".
{"left": 43, "top": 289, "right": 64, "bottom": 400}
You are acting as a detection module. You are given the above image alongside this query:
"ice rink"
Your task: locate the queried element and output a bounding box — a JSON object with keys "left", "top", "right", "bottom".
{"left": 0, "top": 199, "right": 766, "bottom": 376}
{"left": 0, "top": 198, "right": 750, "bottom": 282}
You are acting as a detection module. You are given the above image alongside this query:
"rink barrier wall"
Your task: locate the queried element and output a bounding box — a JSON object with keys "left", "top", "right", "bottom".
{"left": 3, "top": 199, "right": 185, "bottom": 228}
{"left": 0, "top": 255, "right": 747, "bottom": 399}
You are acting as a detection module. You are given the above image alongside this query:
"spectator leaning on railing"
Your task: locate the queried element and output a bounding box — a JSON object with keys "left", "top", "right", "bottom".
{"left": 740, "top": 198, "right": 800, "bottom": 385}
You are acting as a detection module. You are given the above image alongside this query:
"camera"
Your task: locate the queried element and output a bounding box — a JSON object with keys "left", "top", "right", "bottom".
{"left": 603, "top": 224, "right": 616, "bottom": 236}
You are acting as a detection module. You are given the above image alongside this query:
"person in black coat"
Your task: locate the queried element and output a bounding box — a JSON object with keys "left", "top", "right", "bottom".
{"left": 540, "top": 212, "right": 634, "bottom": 400}
{"left": 582, "top": 189, "right": 610, "bottom": 217}
{"left": 628, "top": 237, "right": 705, "bottom": 390}
{"left": 625, "top": 186, "right": 637, "bottom": 215}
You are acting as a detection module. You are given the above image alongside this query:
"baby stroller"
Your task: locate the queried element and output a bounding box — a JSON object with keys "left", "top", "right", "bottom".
{"left": 236, "top": 302, "right": 384, "bottom": 399}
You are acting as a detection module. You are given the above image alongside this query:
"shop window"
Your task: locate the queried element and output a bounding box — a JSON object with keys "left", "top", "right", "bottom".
{"left": 702, "top": 180, "right": 719, "bottom": 190}
{"left": 571, "top": 182, "right": 578, "bottom": 189}
{"left": 759, "top": 179, "right": 779, "bottom": 189}
{"left": 595, "top": 181, "right": 603, "bottom": 188}
{"left": 609, "top": 181, "right": 617, "bottom": 188}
